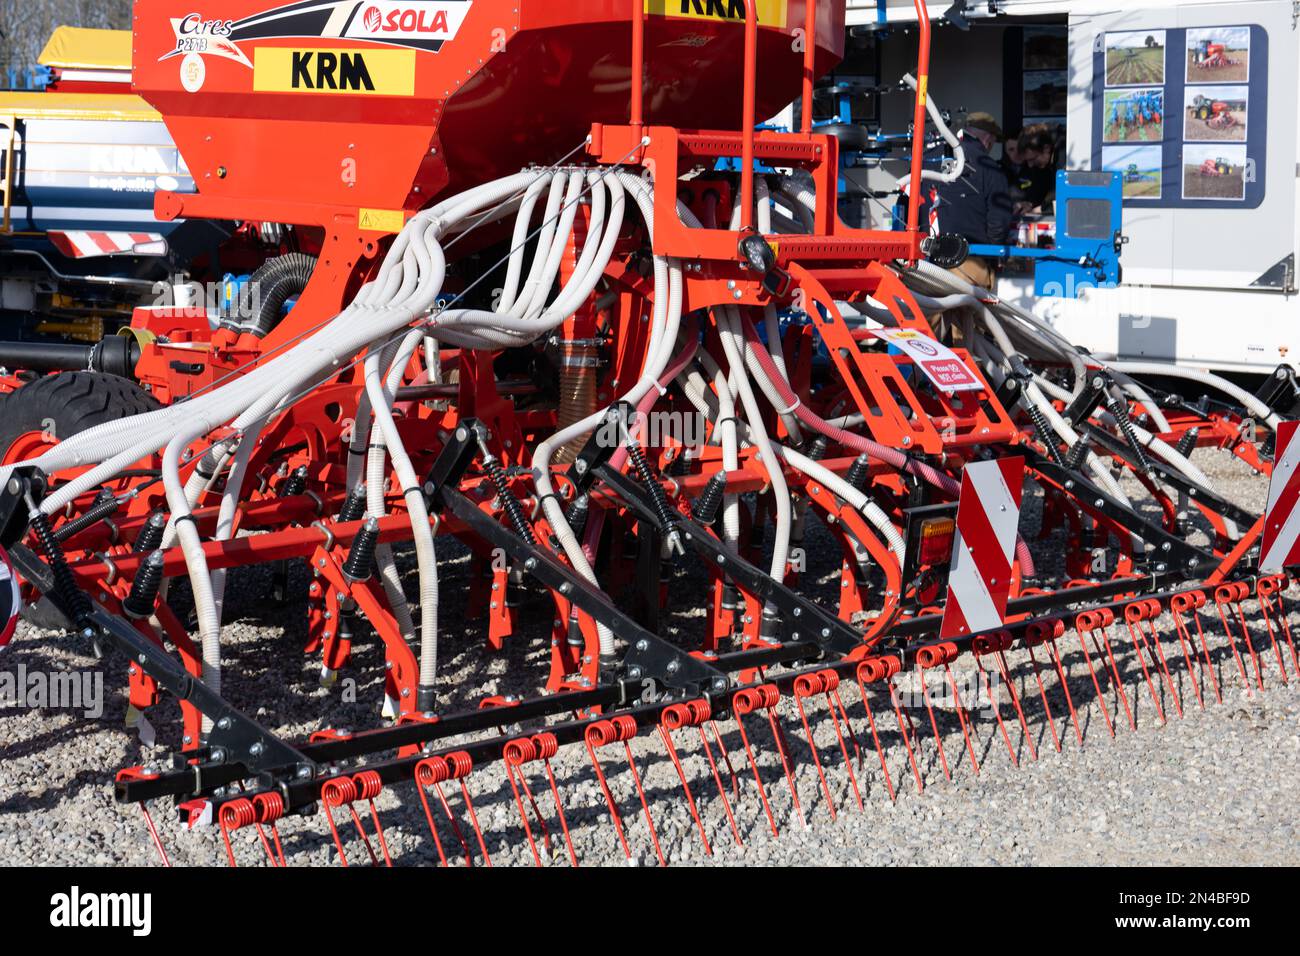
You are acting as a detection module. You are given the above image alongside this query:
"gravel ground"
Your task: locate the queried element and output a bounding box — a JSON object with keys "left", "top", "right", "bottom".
{"left": 1, "top": 446, "right": 1297, "bottom": 867}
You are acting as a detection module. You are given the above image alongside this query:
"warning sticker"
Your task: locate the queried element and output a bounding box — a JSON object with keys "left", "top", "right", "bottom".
{"left": 871, "top": 327, "right": 984, "bottom": 394}
{"left": 645, "top": 0, "right": 788, "bottom": 29}
{"left": 358, "top": 208, "right": 408, "bottom": 233}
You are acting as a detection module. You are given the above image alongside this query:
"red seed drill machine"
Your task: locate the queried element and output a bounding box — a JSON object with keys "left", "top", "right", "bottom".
{"left": 0, "top": 0, "right": 1294, "bottom": 866}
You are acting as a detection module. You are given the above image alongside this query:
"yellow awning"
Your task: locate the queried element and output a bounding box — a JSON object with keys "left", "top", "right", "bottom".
{"left": 37, "top": 26, "right": 133, "bottom": 71}
{"left": 0, "top": 92, "right": 160, "bottom": 123}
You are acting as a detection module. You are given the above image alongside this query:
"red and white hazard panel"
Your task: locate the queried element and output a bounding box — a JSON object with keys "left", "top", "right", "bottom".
{"left": 48, "top": 231, "right": 167, "bottom": 259}
{"left": 1260, "top": 421, "right": 1300, "bottom": 573}
{"left": 940, "top": 457, "right": 1025, "bottom": 639}
{"left": 0, "top": 544, "right": 21, "bottom": 650}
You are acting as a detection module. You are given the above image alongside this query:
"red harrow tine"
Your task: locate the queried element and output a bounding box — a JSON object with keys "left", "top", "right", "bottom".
{"left": 917, "top": 643, "right": 981, "bottom": 777}
{"left": 1073, "top": 613, "right": 1117, "bottom": 739}
{"left": 791, "top": 671, "right": 864, "bottom": 816}
{"left": 1215, "top": 583, "right": 1263, "bottom": 692}
{"left": 415, "top": 752, "right": 489, "bottom": 867}
{"left": 218, "top": 793, "right": 287, "bottom": 868}
{"left": 853, "top": 660, "right": 898, "bottom": 802}
{"left": 732, "top": 685, "right": 783, "bottom": 837}
{"left": 116, "top": 768, "right": 173, "bottom": 867}
{"left": 585, "top": 716, "right": 665, "bottom": 865}
{"left": 504, "top": 732, "right": 578, "bottom": 867}
{"left": 1119, "top": 602, "right": 1168, "bottom": 724}
{"left": 1258, "top": 575, "right": 1300, "bottom": 677}
{"left": 1023, "top": 622, "right": 1064, "bottom": 752}
{"left": 660, "top": 699, "right": 744, "bottom": 849}
{"left": 321, "top": 772, "right": 393, "bottom": 868}
{"left": 1172, "top": 591, "right": 1222, "bottom": 705}
{"left": 973, "top": 632, "right": 1035, "bottom": 767}
{"left": 1256, "top": 575, "right": 1296, "bottom": 683}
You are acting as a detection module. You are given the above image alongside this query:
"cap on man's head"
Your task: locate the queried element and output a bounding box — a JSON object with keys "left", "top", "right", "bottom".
{"left": 964, "top": 112, "right": 1004, "bottom": 140}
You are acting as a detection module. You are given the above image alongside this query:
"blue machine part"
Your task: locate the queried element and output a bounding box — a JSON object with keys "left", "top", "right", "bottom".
{"left": 968, "top": 169, "right": 1124, "bottom": 298}
{"left": 3, "top": 66, "right": 52, "bottom": 91}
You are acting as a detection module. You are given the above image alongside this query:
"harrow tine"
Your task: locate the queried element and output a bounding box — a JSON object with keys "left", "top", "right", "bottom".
{"left": 503, "top": 733, "right": 577, "bottom": 867}
{"left": 916, "top": 655, "right": 954, "bottom": 781}
{"left": 1095, "top": 617, "right": 1138, "bottom": 731}
{"left": 658, "top": 721, "right": 713, "bottom": 854}
{"left": 586, "top": 717, "right": 665, "bottom": 865}
{"left": 993, "top": 640, "right": 1037, "bottom": 761}
{"left": 1258, "top": 576, "right": 1300, "bottom": 679}
{"left": 733, "top": 687, "right": 782, "bottom": 838}
{"left": 767, "top": 698, "right": 809, "bottom": 825}
{"left": 322, "top": 773, "right": 392, "bottom": 867}
{"left": 886, "top": 672, "right": 926, "bottom": 793}
{"left": 415, "top": 753, "right": 492, "bottom": 867}
{"left": 854, "top": 662, "right": 897, "bottom": 802}
{"left": 820, "top": 671, "right": 865, "bottom": 811}
{"left": 1173, "top": 591, "right": 1221, "bottom": 705}
{"left": 1215, "top": 583, "right": 1262, "bottom": 692}
{"left": 116, "top": 770, "right": 173, "bottom": 867}
{"left": 695, "top": 721, "right": 745, "bottom": 845}
{"left": 1164, "top": 597, "right": 1206, "bottom": 710}
{"left": 1120, "top": 605, "right": 1167, "bottom": 725}
{"left": 708, "top": 720, "right": 742, "bottom": 799}
{"left": 973, "top": 638, "right": 1020, "bottom": 768}
{"left": 792, "top": 673, "right": 844, "bottom": 816}
{"left": 1024, "top": 637, "right": 1062, "bottom": 753}
{"left": 1073, "top": 615, "right": 1116, "bottom": 739}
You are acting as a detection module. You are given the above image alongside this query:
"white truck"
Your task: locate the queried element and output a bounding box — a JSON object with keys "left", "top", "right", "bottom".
{"left": 844, "top": 0, "right": 1299, "bottom": 375}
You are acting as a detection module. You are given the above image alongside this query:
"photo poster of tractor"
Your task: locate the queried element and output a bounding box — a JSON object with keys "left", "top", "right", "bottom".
{"left": 1102, "top": 144, "right": 1163, "bottom": 200}
{"left": 1091, "top": 23, "right": 1267, "bottom": 210}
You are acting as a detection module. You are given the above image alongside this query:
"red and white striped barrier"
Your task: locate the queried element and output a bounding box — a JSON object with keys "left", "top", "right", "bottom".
{"left": 940, "top": 456, "right": 1025, "bottom": 639}
{"left": 48, "top": 230, "right": 167, "bottom": 259}
{"left": 1260, "top": 421, "right": 1300, "bottom": 573}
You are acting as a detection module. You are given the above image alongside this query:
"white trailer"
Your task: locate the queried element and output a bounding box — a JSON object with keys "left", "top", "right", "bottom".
{"left": 844, "top": 0, "right": 1299, "bottom": 375}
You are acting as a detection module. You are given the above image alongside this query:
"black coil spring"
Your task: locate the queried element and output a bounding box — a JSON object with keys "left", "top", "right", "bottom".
{"left": 844, "top": 454, "right": 872, "bottom": 493}
{"left": 564, "top": 493, "right": 590, "bottom": 538}
{"left": 1175, "top": 427, "right": 1199, "bottom": 459}
{"left": 806, "top": 435, "right": 830, "bottom": 462}
{"left": 280, "top": 465, "right": 308, "bottom": 498}
{"left": 1107, "top": 398, "right": 1152, "bottom": 474}
{"left": 124, "top": 551, "right": 165, "bottom": 619}
{"left": 483, "top": 457, "right": 535, "bottom": 545}
{"left": 342, "top": 517, "right": 380, "bottom": 581}
{"left": 133, "top": 511, "right": 168, "bottom": 554}
{"left": 1025, "top": 400, "right": 1066, "bottom": 466}
{"left": 1064, "top": 436, "right": 1091, "bottom": 471}
{"left": 692, "top": 471, "right": 727, "bottom": 525}
{"left": 30, "top": 509, "right": 93, "bottom": 627}
{"left": 338, "top": 482, "right": 368, "bottom": 523}
{"left": 626, "top": 440, "right": 678, "bottom": 537}
{"left": 53, "top": 490, "right": 119, "bottom": 544}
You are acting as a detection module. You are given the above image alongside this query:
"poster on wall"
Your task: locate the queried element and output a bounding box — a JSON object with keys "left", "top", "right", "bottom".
{"left": 1102, "top": 88, "right": 1164, "bottom": 143}
{"left": 1023, "top": 26, "right": 1067, "bottom": 70}
{"left": 1185, "top": 26, "right": 1249, "bottom": 83}
{"left": 1092, "top": 23, "right": 1266, "bottom": 209}
{"left": 1102, "top": 144, "right": 1163, "bottom": 200}
{"left": 1104, "top": 30, "right": 1166, "bottom": 86}
{"left": 1183, "top": 85, "right": 1248, "bottom": 142}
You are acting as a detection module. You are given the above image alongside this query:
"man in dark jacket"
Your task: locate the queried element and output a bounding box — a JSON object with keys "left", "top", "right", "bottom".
{"left": 935, "top": 112, "right": 1013, "bottom": 288}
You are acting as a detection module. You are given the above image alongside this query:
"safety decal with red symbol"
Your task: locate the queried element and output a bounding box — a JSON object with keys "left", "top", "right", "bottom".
{"left": 871, "top": 326, "right": 984, "bottom": 393}
{"left": 1260, "top": 420, "right": 1300, "bottom": 573}
{"left": 0, "top": 544, "right": 21, "bottom": 650}
{"left": 940, "top": 456, "right": 1025, "bottom": 640}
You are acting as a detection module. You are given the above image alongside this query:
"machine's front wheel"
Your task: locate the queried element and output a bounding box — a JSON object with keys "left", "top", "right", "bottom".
{"left": 0, "top": 370, "right": 160, "bottom": 465}
{"left": 0, "top": 371, "right": 161, "bottom": 631}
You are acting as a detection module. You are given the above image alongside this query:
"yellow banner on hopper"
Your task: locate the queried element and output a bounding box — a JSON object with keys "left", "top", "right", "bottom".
{"left": 253, "top": 48, "right": 415, "bottom": 97}
{"left": 644, "top": 0, "right": 789, "bottom": 30}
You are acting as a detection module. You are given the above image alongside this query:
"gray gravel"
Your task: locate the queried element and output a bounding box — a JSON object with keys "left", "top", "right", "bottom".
{"left": 1, "top": 446, "right": 1297, "bottom": 867}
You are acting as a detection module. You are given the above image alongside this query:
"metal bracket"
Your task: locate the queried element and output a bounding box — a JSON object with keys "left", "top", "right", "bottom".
{"left": 10, "top": 544, "right": 311, "bottom": 776}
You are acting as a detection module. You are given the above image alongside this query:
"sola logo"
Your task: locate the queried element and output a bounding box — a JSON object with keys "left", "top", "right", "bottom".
{"left": 345, "top": 1, "right": 473, "bottom": 46}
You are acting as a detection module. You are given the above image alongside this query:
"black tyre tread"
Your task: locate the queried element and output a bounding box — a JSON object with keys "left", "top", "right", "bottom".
{"left": 0, "top": 371, "right": 160, "bottom": 454}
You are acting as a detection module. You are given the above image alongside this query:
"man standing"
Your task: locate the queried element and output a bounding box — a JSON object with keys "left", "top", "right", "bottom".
{"left": 935, "top": 112, "right": 1013, "bottom": 289}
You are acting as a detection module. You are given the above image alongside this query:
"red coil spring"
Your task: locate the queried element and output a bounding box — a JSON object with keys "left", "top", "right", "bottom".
{"left": 1258, "top": 575, "right": 1287, "bottom": 598}
{"left": 322, "top": 777, "right": 359, "bottom": 807}
{"left": 915, "top": 641, "right": 958, "bottom": 668}
{"left": 1171, "top": 590, "right": 1206, "bottom": 613}
{"left": 415, "top": 756, "right": 450, "bottom": 786}
{"left": 661, "top": 699, "right": 711, "bottom": 729}
{"left": 252, "top": 792, "right": 284, "bottom": 824}
{"left": 817, "top": 668, "right": 840, "bottom": 691}
{"left": 733, "top": 683, "right": 781, "bottom": 714}
{"left": 1025, "top": 619, "right": 1065, "bottom": 647}
{"left": 353, "top": 770, "right": 383, "bottom": 801}
{"left": 793, "top": 672, "right": 826, "bottom": 697}
{"left": 219, "top": 798, "right": 258, "bottom": 831}
{"left": 533, "top": 732, "right": 559, "bottom": 759}
{"left": 444, "top": 751, "right": 474, "bottom": 779}
{"left": 1214, "top": 581, "right": 1250, "bottom": 604}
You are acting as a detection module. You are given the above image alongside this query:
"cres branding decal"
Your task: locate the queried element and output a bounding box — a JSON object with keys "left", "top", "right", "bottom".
{"left": 160, "top": 0, "right": 473, "bottom": 68}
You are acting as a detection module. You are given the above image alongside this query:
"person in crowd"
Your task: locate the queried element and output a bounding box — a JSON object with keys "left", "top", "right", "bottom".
{"left": 933, "top": 111, "right": 1013, "bottom": 289}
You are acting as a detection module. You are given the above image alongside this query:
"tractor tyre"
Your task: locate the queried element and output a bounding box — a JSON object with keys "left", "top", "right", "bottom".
{"left": 0, "top": 371, "right": 161, "bottom": 630}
